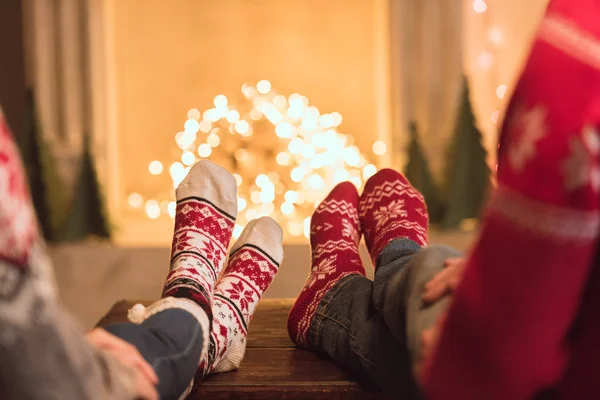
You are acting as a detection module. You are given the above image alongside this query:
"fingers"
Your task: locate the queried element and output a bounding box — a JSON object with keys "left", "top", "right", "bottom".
{"left": 133, "top": 370, "right": 160, "bottom": 400}
{"left": 422, "top": 257, "right": 467, "bottom": 304}
{"left": 422, "top": 267, "right": 454, "bottom": 304}
{"left": 87, "top": 328, "right": 159, "bottom": 385}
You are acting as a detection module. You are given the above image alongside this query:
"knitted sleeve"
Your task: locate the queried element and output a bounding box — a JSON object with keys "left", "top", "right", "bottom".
{"left": 0, "top": 110, "right": 136, "bottom": 399}
{"left": 423, "top": 10, "right": 600, "bottom": 400}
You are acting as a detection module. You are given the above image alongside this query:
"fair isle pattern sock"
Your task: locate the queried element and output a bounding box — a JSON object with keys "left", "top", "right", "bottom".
{"left": 359, "top": 169, "right": 428, "bottom": 267}
{"left": 287, "top": 182, "right": 365, "bottom": 348}
{"left": 162, "top": 160, "right": 237, "bottom": 324}
{"left": 204, "top": 217, "right": 284, "bottom": 375}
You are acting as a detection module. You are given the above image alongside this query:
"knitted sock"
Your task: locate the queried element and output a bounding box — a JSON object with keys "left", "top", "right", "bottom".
{"left": 162, "top": 160, "right": 237, "bottom": 314}
{"left": 204, "top": 216, "right": 284, "bottom": 374}
{"left": 359, "top": 169, "right": 428, "bottom": 267}
{"left": 129, "top": 160, "right": 238, "bottom": 378}
{"left": 287, "top": 182, "right": 364, "bottom": 348}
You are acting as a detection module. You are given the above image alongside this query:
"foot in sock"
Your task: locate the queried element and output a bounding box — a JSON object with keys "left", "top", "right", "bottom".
{"left": 128, "top": 160, "right": 238, "bottom": 366}
{"left": 359, "top": 168, "right": 428, "bottom": 267}
{"left": 288, "top": 182, "right": 365, "bottom": 348}
{"left": 200, "top": 217, "right": 283, "bottom": 376}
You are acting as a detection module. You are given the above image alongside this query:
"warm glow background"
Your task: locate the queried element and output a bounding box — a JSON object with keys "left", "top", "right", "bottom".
{"left": 107, "top": 0, "right": 390, "bottom": 245}
{"left": 94, "top": 0, "right": 551, "bottom": 246}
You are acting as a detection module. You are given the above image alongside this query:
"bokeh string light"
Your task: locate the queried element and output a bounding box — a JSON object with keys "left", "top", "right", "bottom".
{"left": 128, "top": 81, "right": 385, "bottom": 241}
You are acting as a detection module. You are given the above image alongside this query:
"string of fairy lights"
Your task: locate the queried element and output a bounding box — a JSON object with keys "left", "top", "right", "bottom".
{"left": 127, "top": 81, "right": 386, "bottom": 240}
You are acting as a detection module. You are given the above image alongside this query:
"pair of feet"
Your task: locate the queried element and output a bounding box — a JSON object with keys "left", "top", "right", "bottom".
{"left": 288, "top": 168, "right": 429, "bottom": 347}
{"left": 130, "top": 161, "right": 284, "bottom": 382}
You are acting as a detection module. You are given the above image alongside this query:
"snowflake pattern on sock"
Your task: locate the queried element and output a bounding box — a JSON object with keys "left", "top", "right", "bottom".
{"left": 359, "top": 169, "right": 428, "bottom": 266}
{"left": 288, "top": 182, "right": 364, "bottom": 348}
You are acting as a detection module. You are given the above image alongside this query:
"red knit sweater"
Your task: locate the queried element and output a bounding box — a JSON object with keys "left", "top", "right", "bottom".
{"left": 423, "top": 2, "right": 600, "bottom": 399}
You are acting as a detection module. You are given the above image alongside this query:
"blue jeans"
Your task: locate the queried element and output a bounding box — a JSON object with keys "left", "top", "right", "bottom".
{"left": 308, "top": 239, "right": 461, "bottom": 399}
{"left": 105, "top": 308, "right": 204, "bottom": 400}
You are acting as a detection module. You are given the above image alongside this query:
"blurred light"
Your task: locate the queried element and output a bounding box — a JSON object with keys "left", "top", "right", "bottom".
{"left": 235, "top": 120, "right": 250, "bottom": 135}
{"left": 257, "top": 80, "right": 272, "bottom": 94}
{"left": 233, "top": 224, "right": 244, "bottom": 240}
{"left": 288, "top": 138, "right": 303, "bottom": 154}
{"left": 344, "top": 147, "right": 361, "bottom": 166}
{"left": 276, "top": 122, "right": 294, "bottom": 139}
{"left": 276, "top": 152, "right": 291, "bottom": 165}
{"left": 128, "top": 193, "right": 143, "bottom": 208}
{"left": 291, "top": 167, "right": 305, "bottom": 182}
{"left": 260, "top": 191, "right": 275, "bottom": 204}
{"left": 184, "top": 119, "right": 200, "bottom": 133}
{"left": 256, "top": 174, "right": 270, "bottom": 188}
{"left": 478, "top": 52, "right": 494, "bottom": 68}
{"left": 207, "top": 133, "right": 221, "bottom": 147}
{"left": 169, "top": 162, "right": 185, "bottom": 178}
{"left": 198, "top": 143, "right": 212, "bottom": 158}
{"left": 303, "top": 217, "right": 311, "bottom": 239}
{"left": 372, "top": 141, "right": 387, "bottom": 156}
{"left": 235, "top": 148, "right": 249, "bottom": 162}
{"left": 145, "top": 200, "right": 161, "bottom": 219}
{"left": 181, "top": 151, "right": 196, "bottom": 166}
{"left": 246, "top": 209, "right": 258, "bottom": 221}
{"left": 281, "top": 202, "right": 294, "bottom": 215}
{"left": 285, "top": 190, "right": 298, "bottom": 203}
{"left": 289, "top": 221, "right": 303, "bottom": 237}
{"left": 214, "top": 95, "right": 228, "bottom": 108}
{"left": 187, "top": 109, "right": 200, "bottom": 120}
{"left": 261, "top": 202, "right": 275, "bottom": 215}
{"left": 363, "top": 164, "right": 377, "bottom": 179}
{"left": 491, "top": 110, "right": 500, "bottom": 124}
{"left": 148, "top": 160, "right": 163, "bottom": 175}
{"left": 167, "top": 201, "right": 176, "bottom": 218}
{"left": 237, "top": 197, "right": 247, "bottom": 212}
{"left": 330, "top": 112, "right": 343, "bottom": 126}
{"left": 334, "top": 169, "right": 350, "bottom": 183}
{"left": 250, "top": 108, "right": 263, "bottom": 121}
{"left": 251, "top": 191, "right": 261, "bottom": 204}
{"left": 226, "top": 110, "right": 240, "bottom": 123}
{"left": 350, "top": 176, "right": 363, "bottom": 189}
{"left": 199, "top": 120, "right": 212, "bottom": 133}
{"left": 473, "top": 0, "right": 487, "bottom": 13}
{"left": 273, "top": 95, "right": 287, "bottom": 108}
{"left": 496, "top": 84, "right": 507, "bottom": 99}
{"left": 488, "top": 27, "right": 504, "bottom": 46}
{"left": 233, "top": 174, "right": 243, "bottom": 187}
{"left": 307, "top": 174, "right": 324, "bottom": 189}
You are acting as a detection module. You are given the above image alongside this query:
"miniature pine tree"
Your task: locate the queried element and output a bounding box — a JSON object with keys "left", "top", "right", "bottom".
{"left": 442, "top": 76, "right": 491, "bottom": 229}
{"left": 404, "top": 122, "right": 445, "bottom": 224}
{"left": 19, "top": 89, "right": 67, "bottom": 241}
{"left": 62, "top": 134, "right": 112, "bottom": 241}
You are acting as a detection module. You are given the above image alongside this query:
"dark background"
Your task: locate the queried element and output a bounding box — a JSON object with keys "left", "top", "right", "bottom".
{"left": 0, "top": 0, "right": 26, "bottom": 136}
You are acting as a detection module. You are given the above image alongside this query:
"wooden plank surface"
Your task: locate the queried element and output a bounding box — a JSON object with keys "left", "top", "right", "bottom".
{"left": 97, "top": 299, "right": 386, "bottom": 399}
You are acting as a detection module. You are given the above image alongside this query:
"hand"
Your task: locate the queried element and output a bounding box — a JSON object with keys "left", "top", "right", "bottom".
{"left": 86, "top": 328, "right": 159, "bottom": 400}
{"left": 422, "top": 257, "right": 467, "bottom": 304}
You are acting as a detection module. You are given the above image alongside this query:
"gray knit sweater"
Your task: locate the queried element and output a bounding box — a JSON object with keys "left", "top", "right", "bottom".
{"left": 0, "top": 241, "right": 137, "bottom": 399}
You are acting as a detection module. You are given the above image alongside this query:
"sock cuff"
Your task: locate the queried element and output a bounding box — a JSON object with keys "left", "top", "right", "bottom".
{"left": 127, "top": 297, "right": 211, "bottom": 363}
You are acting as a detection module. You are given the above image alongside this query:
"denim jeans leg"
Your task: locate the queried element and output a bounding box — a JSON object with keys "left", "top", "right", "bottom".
{"left": 104, "top": 308, "right": 204, "bottom": 400}
{"left": 376, "top": 239, "right": 462, "bottom": 367}
{"left": 309, "top": 273, "right": 418, "bottom": 398}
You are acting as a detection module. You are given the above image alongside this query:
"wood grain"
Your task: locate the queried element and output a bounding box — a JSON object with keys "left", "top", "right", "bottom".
{"left": 97, "top": 299, "right": 386, "bottom": 399}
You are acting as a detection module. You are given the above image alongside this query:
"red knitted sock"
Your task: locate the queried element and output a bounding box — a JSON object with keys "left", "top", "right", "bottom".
{"left": 208, "top": 217, "right": 283, "bottom": 374}
{"left": 162, "top": 160, "right": 238, "bottom": 321}
{"left": 359, "top": 169, "right": 428, "bottom": 267}
{"left": 288, "top": 182, "right": 365, "bottom": 348}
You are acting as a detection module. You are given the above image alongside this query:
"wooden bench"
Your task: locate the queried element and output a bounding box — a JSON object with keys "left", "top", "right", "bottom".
{"left": 97, "top": 299, "right": 387, "bottom": 399}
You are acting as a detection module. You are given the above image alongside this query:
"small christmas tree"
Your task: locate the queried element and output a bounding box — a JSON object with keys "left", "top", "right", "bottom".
{"left": 61, "top": 134, "right": 112, "bottom": 241}
{"left": 442, "top": 76, "right": 491, "bottom": 229}
{"left": 404, "top": 122, "right": 444, "bottom": 224}
{"left": 19, "top": 89, "right": 67, "bottom": 241}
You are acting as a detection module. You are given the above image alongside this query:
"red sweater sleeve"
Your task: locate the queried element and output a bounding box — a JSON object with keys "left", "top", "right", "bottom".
{"left": 423, "top": 12, "right": 600, "bottom": 400}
